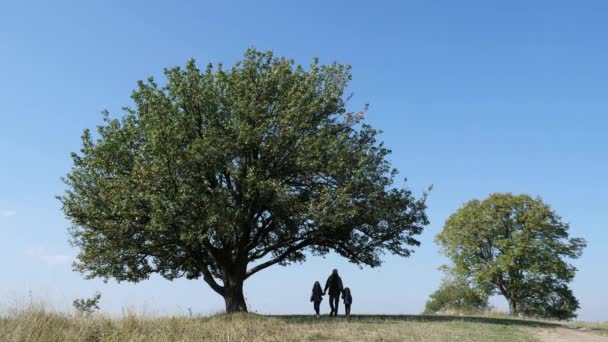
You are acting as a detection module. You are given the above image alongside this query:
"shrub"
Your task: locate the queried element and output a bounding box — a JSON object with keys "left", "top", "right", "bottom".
{"left": 424, "top": 279, "right": 489, "bottom": 314}
{"left": 73, "top": 292, "right": 101, "bottom": 317}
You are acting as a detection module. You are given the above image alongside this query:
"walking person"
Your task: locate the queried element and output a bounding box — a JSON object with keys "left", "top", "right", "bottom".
{"left": 310, "top": 281, "right": 324, "bottom": 317}
{"left": 342, "top": 287, "right": 352, "bottom": 316}
{"left": 324, "top": 269, "right": 344, "bottom": 317}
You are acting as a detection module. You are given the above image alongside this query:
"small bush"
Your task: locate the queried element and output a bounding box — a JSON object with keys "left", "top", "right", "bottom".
{"left": 73, "top": 292, "right": 101, "bottom": 317}
{"left": 424, "top": 279, "right": 489, "bottom": 314}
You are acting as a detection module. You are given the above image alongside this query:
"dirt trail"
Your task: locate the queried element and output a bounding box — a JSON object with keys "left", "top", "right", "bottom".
{"left": 534, "top": 327, "right": 608, "bottom": 342}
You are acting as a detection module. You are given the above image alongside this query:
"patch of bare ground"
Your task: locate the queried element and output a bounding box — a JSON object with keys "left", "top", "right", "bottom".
{"left": 533, "top": 327, "right": 608, "bottom": 342}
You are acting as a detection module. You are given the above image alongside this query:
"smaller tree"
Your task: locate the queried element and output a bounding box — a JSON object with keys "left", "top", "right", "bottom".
{"left": 73, "top": 292, "right": 101, "bottom": 317}
{"left": 424, "top": 276, "right": 489, "bottom": 314}
{"left": 436, "top": 193, "right": 586, "bottom": 320}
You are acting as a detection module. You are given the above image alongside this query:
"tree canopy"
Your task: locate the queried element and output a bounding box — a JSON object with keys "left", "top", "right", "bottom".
{"left": 59, "top": 48, "right": 429, "bottom": 312}
{"left": 423, "top": 276, "right": 489, "bottom": 315}
{"left": 436, "top": 193, "right": 585, "bottom": 320}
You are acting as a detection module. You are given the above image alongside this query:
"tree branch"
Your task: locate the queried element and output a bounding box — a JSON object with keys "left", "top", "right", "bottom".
{"left": 201, "top": 264, "right": 225, "bottom": 295}
{"left": 245, "top": 239, "right": 311, "bottom": 279}
{"left": 247, "top": 216, "right": 274, "bottom": 251}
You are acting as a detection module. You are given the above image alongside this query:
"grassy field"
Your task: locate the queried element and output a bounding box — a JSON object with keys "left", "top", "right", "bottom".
{"left": 0, "top": 308, "right": 568, "bottom": 342}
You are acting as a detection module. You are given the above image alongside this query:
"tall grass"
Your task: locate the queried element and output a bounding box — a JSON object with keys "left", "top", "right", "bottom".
{"left": 1, "top": 308, "right": 292, "bottom": 341}
{"left": 0, "top": 306, "right": 543, "bottom": 342}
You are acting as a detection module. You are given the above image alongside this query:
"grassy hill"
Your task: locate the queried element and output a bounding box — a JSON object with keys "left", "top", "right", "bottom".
{"left": 1, "top": 308, "right": 606, "bottom": 341}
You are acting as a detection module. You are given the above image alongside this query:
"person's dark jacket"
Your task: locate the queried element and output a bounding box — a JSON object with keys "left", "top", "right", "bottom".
{"left": 324, "top": 273, "right": 343, "bottom": 296}
{"left": 311, "top": 282, "right": 324, "bottom": 302}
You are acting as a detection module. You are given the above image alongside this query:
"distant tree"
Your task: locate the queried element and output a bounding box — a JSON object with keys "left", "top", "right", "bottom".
{"left": 73, "top": 292, "right": 101, "bottom": 317}
{"left": 423, "top": 276, "right": 489, "bottom": 314}
{"left": 436, "top": 193, "right": 586, "bottom": 320}
{"left": 59, "top": 48, "right": 429, "bottom": 313}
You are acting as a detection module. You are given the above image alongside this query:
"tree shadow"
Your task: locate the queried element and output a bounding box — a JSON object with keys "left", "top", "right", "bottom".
{"left": 269, "top": 314, "right": 563, "bottom": 328}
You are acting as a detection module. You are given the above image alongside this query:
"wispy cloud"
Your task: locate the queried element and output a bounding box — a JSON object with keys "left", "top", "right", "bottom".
{"left": 1, "top": 210, "right": 17, "bottom": 217}
{"left": 24, "top": 245, "right": 46, "bottom": 257}
{"left": 41, "top": 255, "right": 73, "bottom": 266}
{"left": 24, "top": 244, "right": 74, "bottom": 266}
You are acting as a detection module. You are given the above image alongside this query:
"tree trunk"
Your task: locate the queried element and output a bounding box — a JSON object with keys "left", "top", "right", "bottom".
{"left": 508, "top": 299, "right": 518, "bottom": 316}
{"left": 223, "top": 281, "right": 248, "bottom": 313}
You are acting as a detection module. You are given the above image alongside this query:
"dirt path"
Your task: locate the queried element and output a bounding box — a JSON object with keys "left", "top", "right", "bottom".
{"left": 533, "top": 327, "right": 608, "bottom": 342}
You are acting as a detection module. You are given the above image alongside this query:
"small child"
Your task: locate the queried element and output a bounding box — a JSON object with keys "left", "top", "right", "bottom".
{"left": 310, "top": 281, "right": 324, "bottom": 317}
{"left": 342, "top": 287, "right": 352, "bottom": 316}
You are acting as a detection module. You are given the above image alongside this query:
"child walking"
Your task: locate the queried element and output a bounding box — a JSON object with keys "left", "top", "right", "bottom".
{"left": 342, "top": 287, "right": 352, "bottom": 316}
{"left": 310, "top": 281, "right": 324, "bottom": 317}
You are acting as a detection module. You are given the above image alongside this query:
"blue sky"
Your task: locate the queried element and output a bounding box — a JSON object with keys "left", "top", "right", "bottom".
{"left": 1, "top": 1, "right": 606, "bottom": 320}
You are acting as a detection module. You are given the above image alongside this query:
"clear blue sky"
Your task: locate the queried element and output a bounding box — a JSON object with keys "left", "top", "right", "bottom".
{"left": 1, "top": 0, "right": 606, "bottom": 320}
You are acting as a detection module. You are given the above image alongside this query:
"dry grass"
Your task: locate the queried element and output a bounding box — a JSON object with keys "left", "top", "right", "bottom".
{"left": 0, "top": 307, "right": 546, "bottom": 342}
{"left": 565, "top": 321, "right": 608, "bottom": 336}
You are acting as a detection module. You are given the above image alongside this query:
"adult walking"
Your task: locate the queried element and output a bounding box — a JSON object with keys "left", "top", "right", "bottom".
{"left": 324, "top": 269, "right": 344, "bottom": 317}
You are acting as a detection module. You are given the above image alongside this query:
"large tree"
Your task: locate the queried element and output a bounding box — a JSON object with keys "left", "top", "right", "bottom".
{"left": 436, "top": 193, "right": 586, "bottom": 320}
{"left": 59, "top": 49, "right": 429, "bottom": 313}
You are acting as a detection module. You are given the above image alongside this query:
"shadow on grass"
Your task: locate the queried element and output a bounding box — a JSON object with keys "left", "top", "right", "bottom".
{"left": 267, "top": 314, "right": 562, "bottom": 328}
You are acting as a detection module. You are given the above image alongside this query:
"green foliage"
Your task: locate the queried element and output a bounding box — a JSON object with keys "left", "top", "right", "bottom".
{"left": 73, "top": 292, "right": 101, "bottom": 317}
{"left": 436, "top": 193, "right": 586, "bottom": 320}
{"left": 517, "top": 282, "right": 580, "bottom": 320}
{"left": 59, "top": 48, "right": 429, "bottom": 312}
{"left": 423, "top": 277, "right": 489, "bottom": 314}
